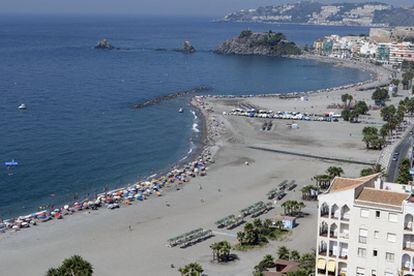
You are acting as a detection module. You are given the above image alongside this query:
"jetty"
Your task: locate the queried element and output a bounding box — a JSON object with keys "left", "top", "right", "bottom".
{"left": 132, "top": 86, "right": 209, "bottom": 109}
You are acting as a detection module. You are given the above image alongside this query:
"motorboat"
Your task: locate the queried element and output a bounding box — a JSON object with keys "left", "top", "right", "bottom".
{"left": 18, "top": 104, "right": 27, "bottom": 110}
{"left": 178, "top": 108, "right": 183, "bottom": 113}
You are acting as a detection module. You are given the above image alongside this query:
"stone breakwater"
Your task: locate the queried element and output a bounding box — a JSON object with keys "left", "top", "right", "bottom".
{"left": 131, "top": 86, "right": 210, "bottom": 109}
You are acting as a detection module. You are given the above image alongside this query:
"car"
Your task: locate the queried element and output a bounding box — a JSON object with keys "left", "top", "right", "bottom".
{"left": 392, "top": 156, "right": 398, "bottom": 161}
{"left": 394, "top": 152, "right": 400, "bottom": 156}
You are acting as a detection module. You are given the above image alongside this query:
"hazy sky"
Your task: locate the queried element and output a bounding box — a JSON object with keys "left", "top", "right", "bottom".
{"left": 1, "top": 0, "right": 412, "bottom": 16}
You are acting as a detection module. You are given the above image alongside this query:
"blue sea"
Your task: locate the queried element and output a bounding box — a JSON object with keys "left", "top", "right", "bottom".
{"left": 0, "top": 15, "right": 370, "bottom": 218}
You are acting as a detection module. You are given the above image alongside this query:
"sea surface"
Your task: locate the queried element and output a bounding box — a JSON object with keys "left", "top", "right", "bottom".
{"left": 0, "top": 15, "right": 370, "bottom": 218}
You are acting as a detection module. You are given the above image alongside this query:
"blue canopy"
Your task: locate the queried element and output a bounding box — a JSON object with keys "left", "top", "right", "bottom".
{"left": 5, "top": 160, "right": 18, "bottom": 166}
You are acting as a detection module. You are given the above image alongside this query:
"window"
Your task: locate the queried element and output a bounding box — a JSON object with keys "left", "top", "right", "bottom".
{"left": 385, "top": 252, "right": 395, "bottom": 262}
{"left": 388, "top": 213, "right": 397, "bottom": 222}
{"left": 374, "top": 231, "right": 379, "bottom": 239}
{"left": 358, "top": 247, "right": 367, "bottom": 257}
{"left": 373, "top": 250, "right": 377, "bottom": 257}
{"left": 376, "top": 211, "right": 380, "bottom": 218}
{"left": 387, "top": 233, "right": 396, "bottom": 243}
{"left": 360, "top": 209, "right": 369, "bottom": 218}
{"left": 359, "top": 228, "right": 368, "bottom": 244}
{"left": 371, "top": 269, "right": 377, "bottom": 276}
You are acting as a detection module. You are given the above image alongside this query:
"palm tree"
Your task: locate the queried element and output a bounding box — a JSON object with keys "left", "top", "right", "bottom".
{"left": 211, "top": 241, "right": 232, "bottom": 262}
{"left": 274, "top": 220, "right": 284, "bottom": 230}
{"left": 326, "top": 166, "right": 344, "bottom": 178}
{"left": 210, "top": 242, "right": 220, "bottom": 261}
{"left": 281, "top": 201, "right": 292, "bottom": 215}
{"left": 289, "top": 250, "right": 301, "bottom": 261}
{"left": 46, "top": 255, "right": 93, "bottom": 276}
{"left": 277, "top": 246, "right": 290, "bottom": 260}
{"left": 178, "top": 262, "right": 203, "bottom": 276}
{"left": 217, "top": 241, "right": 231, "bottom": 262}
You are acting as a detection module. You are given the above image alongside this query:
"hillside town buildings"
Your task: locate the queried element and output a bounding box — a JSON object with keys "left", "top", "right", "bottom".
{"left": 313, "top": 27, "right": 414, "bottom": 65}
{"left": 316, "top": 174, "right": 414, "bottom": 276}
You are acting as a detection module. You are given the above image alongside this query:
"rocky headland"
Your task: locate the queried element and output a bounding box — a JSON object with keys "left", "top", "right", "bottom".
{"left": 215, "top": 30, "right": 301, "bottom": 56}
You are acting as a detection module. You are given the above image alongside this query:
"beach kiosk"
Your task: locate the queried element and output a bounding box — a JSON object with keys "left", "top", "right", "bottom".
{"left": 282, "top": 216, "right": 296, "bottom": 230}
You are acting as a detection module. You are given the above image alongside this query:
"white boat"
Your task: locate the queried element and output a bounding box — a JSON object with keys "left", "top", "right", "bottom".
{"left": 18, "top": 104, "right": 27, "bottom": 110}
{"left": 178, "top": 108, "right": 183, "bottom": 113}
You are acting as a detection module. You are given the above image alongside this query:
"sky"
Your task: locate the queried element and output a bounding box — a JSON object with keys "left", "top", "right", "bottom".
{"left": 0, "top": 0, "right": 412, "bottom": 17}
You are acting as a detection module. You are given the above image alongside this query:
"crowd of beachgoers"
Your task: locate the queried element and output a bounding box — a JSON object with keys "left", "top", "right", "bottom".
{"left": 0, "top": 129, "right": 216, "bottom": 235}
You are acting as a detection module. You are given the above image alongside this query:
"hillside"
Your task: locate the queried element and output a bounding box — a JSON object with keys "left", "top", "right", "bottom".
{"left": 215, "top": 30, "right": 302, "bottom": 56}
{"left": 221, "top": 1, "right": 414, "bottom": 27}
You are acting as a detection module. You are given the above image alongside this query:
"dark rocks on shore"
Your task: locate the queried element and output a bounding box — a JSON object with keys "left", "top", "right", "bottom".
{"left": 95, "top": 38, "right": 115, "bottom": 50}
{"left": 215, "top": 30, "right": 301, "bottom": 56}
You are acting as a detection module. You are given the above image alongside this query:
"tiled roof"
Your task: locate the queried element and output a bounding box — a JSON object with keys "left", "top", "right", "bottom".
{"left": 328, "top": 173, "right": 380, "bottom": 193}
{"left": 355, "top": 187, "right": 409, "bottom": 209}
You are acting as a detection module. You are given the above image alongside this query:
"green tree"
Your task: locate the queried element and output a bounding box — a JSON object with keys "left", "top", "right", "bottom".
{"left": 254, "top": 254, "right": 275, "bottom": 273}
{"left": 46, "top": 255, "right": 93, "bottom": 276}
{"left": 354, "top": 100, "right": 369, "bottom": 115}
{"left": 396, "top": 158, "right": 413, "bottom": 184}
{"left": 341, "top": 109, "right": 351, "bottom": 121}
{"left": 277, "top": 246, "right": 290, "bottom": 260}
{"left": 381, "top": 105, "right": 397, "bottom": 122}
{"left": 178, "top": 262, "right": 203, "bottom": 276}
{"left": 372, "top": 87, "right": 389, "bottom": 105}
{"left": 326, "top": 166, "right": 344, "bottom": 178}
{"left": 341, "top": 93, "right": 353, "bottom": 108}
{"left": 289, "top": 250, "right": 301, "bottom": 261}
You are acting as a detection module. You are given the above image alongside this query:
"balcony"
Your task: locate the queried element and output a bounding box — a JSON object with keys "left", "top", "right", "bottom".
{"left": 403, "top": 234, "right": 414, "bottom": 251}
{"left": 338, "top": 243, "right": 348, "bottom": 260}
{"left": 339, "top": 223, "right": 349, "bottom": 240}
{"left": 340, "top": 205, "right": 350, "bottom": 222}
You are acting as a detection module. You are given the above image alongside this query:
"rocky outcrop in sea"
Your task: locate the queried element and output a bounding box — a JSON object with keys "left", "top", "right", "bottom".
{"left": 182, "top": 41, "right": 196, "bottom": 53}
{"left": 215, "top": 30, "right": 301, "bottom": 56}
{"left": 95, "top": 39, "right": 115, "bottom": 50}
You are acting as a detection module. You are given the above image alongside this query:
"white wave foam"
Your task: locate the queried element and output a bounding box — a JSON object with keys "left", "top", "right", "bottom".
{"left": 190, "top": 110, "right": 200, "bottom": 133}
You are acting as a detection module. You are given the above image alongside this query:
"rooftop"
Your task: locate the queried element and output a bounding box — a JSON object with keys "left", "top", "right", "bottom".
{"left": 263, "top": 259, "right": 300, "bottom": 276}
{"left": 355, "top": 187, "right": 409, "bottom": 210}
{"left": 328, "top": 173, "right": 380, "bottom": 193}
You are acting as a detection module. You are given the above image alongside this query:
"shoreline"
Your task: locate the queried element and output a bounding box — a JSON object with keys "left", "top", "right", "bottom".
{"left": 0, "top": 52, "right": 404, "bottom": 276}
{"left": 0, "top": 53, "right": 388, "bottom": 233}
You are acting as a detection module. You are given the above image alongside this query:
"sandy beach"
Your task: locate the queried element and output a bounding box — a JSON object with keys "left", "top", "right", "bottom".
{"left": 0, "top": 56, "right": 408, "bottom": 276}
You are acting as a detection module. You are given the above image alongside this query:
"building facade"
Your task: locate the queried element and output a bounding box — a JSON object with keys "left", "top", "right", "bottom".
{"left": 316, "top": 174, "right": 414, "bottom": 276}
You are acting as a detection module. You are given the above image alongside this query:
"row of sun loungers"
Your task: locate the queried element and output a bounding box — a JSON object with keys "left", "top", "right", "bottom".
{"left": 240, "top": 201, "right": 273, "bottom": 218}
{"left": 167, "top": 228, "right": 213, "bottom": 248}
{"left": 215, "top": 215, "right": 245, "bottom": 229}
{"left": 267, "top": 180, "right": 297, "bottom": 200}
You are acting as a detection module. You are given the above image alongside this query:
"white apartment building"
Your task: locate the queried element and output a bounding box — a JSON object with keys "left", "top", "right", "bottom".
{"left": 316, "top": 173, "right": 414, "bottom": 276}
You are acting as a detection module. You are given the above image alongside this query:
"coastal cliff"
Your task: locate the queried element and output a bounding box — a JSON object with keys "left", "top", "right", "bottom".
{"left": 215, "top": 30, "right": 301, "bottom": 56}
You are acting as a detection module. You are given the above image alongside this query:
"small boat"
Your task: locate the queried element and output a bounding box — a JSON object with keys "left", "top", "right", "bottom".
{"left": 18, "top": 104, "right": 27, "bottom": 110}
{"left": 5, "top": 160, "right": 18, "bottom": 167}
{"left": 178, "top": 108, "right": 183, "bottom": 113}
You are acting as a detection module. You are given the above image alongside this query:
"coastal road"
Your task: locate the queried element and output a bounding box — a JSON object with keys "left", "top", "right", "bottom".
{"left": 387, "top": 127, "right": 414, "bottom": 182}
